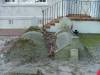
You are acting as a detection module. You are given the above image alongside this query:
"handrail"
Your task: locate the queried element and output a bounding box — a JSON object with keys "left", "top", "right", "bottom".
{"left": 42, "top": 0, "right": 100, "bottom": 26}
{"left": 42, "top": 0, "right": 100, "bottom": 58}
{"left": 42, "top": 0, "right": 62, "bottom": 26}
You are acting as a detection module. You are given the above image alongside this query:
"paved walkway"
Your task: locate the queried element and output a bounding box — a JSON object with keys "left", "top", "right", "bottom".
{"left": 0, "top": 60, "right": 98, "bottom": 75}
{"left": 0, "top": 29, "right": 25, "bottom": 36}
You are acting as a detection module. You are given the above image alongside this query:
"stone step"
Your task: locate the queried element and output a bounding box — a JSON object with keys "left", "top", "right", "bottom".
{"left": 45, "top": 17, "right": 61, "bottom": 29}
{"left": 47, "top": 20, "right": 55, "bottom": 26}
{"left": 43, "top": 31, "right": 57, "bottom": 57}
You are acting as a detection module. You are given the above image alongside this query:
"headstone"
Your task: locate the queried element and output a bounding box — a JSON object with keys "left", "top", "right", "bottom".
{"left": 70, "top": 49, "right": 79, "bottom": 62}
{"left": 56, "top": 32, "right": 71, "bottom": 50}
{"left": 59, "top": 17, "right": 73, "bottom": 31}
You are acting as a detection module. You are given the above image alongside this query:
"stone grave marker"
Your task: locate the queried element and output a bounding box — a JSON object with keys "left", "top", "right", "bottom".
{"left": 70, "top": 49, "right": 79, "bottom": 62}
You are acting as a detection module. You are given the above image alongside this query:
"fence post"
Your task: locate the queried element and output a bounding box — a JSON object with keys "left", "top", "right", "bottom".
{"left": 42, "top": 10, "right": 45, "bottom": 29}
{"left": 57, "top": 2, "right": 58, "bottom": 18}
{"left": 62, "top": 0, "right": 63, "bottom": 17}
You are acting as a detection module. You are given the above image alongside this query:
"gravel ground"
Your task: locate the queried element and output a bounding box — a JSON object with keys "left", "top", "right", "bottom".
{"left": 0, "top": 59, "right": 99, "bottom": 75}
{"left": 0, "top": 33, "right": 100, "bottom": 75}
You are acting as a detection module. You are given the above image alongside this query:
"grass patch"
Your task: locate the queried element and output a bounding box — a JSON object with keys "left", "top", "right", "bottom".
{"left": 79, "top": 34, "right": 100, "bottom": 47}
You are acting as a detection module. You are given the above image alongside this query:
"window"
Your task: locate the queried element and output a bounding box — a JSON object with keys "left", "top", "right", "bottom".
{"left": 39, "top": 0, "right": 46, "bottom": 2}
{"left": 35, "top": 0, "right": 46, "bottom": 2}
{"left": 5, "top": 0, "right": 15, "bottom": 2}
{"left": 20, "top": 0, "right": 32, "bottom": 2}
{"left": 4, "top": 0, "right": 47, "bottom": 4}
{"left": 5, "top": 0, "right": 9, "bottom": 2}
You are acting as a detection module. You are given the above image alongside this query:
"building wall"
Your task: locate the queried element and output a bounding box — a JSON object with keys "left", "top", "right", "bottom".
{"left": 0, "top": 6, "right": 47, "bottom": 29}
{"left": 0, "top": 0, "right": 99, "bottom": 29}
{"left": 0, "top": 0, "right": 58, "bottom": 17}
{"left": 73, "top": 21, "right": 100, "bottom": 33}
{"left": 0, "top": 0, "right": 53, "bottom": 29}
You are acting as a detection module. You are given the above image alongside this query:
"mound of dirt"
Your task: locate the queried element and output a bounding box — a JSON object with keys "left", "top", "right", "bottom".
{"left": 3, "top": 31, "right": 48, "bottom": 63}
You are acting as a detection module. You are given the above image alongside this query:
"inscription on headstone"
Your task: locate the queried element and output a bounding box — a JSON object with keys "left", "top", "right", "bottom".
{"left": 70, "top": 49, "right": 79, "bottom": 61}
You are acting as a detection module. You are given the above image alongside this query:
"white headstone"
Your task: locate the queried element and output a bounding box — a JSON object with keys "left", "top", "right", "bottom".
{"left": 70, "top": 49, "right": 79, "bottom": 61}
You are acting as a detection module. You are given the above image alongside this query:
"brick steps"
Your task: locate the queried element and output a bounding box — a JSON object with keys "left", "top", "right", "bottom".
{"left": 45, "top": 18, "right": 60, "bottom": 29}
{"left": 43, "top": 14, "right": 100, "bottom": 58}
{"left": 43, "top": 32, "right": 57, "bottom": 58}
{"left": 45, "top": 14, "right": 100, "bottom": 29}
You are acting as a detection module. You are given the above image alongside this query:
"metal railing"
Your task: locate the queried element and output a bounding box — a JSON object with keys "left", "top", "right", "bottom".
{"left": 42, "top": 0, "right": 100, "bottom": 26}
{"left": 42, "top": 0, "right": 62, "bottom": 26}
{"left": 65, "top": 0, "right": 100, "bottom": 17}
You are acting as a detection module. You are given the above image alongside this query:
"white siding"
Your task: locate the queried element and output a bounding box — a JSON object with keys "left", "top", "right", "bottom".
{"left": 0, "top": 0, "right": 100, "bottom": 29}
{"left": 0, "top": 0, "right": 51, "bottom": 28}
{"left": 0, "top": 6, "right": 45, "bottom": 29}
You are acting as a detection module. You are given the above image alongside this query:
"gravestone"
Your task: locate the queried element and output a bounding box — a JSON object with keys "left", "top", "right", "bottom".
{"left": 56, "top": 32, "right": 71, "bottom": 50}
{"left": 70, "top": 49, "right": 79, "bottom": 62}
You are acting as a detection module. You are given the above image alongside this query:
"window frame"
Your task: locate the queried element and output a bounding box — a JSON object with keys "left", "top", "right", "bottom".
{"left": 5, "top": 0, "right": 16, "bottom": 2}
{"left": 3, "top": 0, "right": 48, "bottom": 6}
{"left": 4, "top": 0, "right": 47, "bottom": 4}
{"left": 35, "top": 0, "right": 47, "bottom": 3}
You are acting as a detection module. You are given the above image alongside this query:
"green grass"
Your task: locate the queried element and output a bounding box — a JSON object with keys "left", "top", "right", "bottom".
{"left": 79, "top": 34, "right": 100, "bottom": 47}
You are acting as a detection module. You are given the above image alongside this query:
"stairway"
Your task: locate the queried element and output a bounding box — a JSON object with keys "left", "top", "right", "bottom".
{"left": 43, "top": 31, "right": 57, "bottom": 58}
{"left": 41, "top": 0, "right": 100, "bottom": 57}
